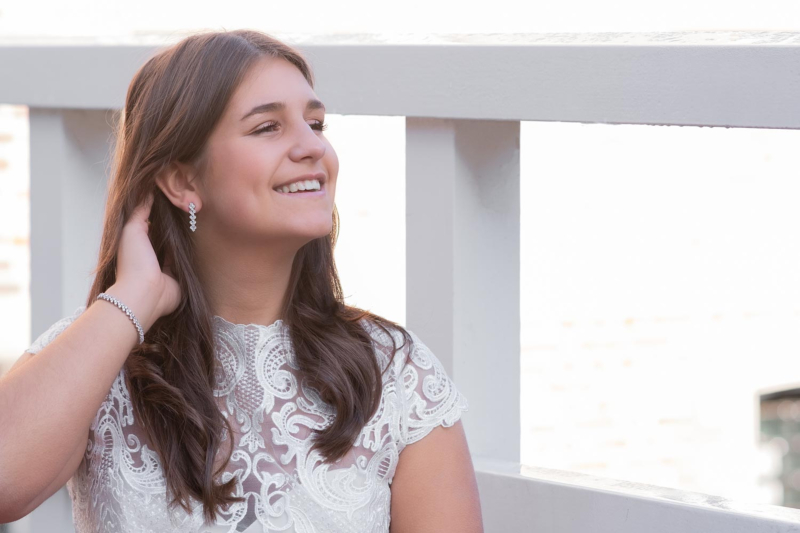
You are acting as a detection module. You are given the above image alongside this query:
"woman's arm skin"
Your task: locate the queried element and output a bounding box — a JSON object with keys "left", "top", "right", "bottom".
{"left": 0, "top": 281, "right": 158, "bottom": 523}
{"left": 11, "top": 436, "right": 87, "bottom": 519}
{"left": 390, "top": 420, "right": 484, "bottom": 533}
{"left": 0, "top": 191, "right": 179, "bottom": 523}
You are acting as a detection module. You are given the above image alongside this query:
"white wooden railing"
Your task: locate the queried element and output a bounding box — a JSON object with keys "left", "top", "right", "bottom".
{"left": 2, "top": 31, "right": 800, "bottom": 531}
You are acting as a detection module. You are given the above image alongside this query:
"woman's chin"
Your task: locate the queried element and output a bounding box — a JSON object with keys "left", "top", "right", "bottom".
{"left": 285, "top": 220, "right": 334, "bottom": 242}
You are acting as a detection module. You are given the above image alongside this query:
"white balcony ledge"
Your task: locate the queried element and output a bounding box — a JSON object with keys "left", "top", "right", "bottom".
{"left": 475, "top": 458, "right": 800, "bottom": 532}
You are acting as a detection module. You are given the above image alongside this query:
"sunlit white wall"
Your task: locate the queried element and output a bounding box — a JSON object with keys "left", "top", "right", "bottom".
{"left": 0, "top": 106, "right": 31, "bottom": 369}
{"left": 520, "top": 121, "right": 800, "bottom": 504}
{"left": 322, "top": 114, "right": 406, "bottom": 324}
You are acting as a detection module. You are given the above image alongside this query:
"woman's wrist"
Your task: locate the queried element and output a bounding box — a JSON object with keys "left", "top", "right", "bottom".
{"left": 102, "top": 281, "right": 159, "bottom": 337}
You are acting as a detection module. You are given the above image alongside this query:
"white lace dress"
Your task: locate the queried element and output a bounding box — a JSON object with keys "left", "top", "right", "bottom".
{"left": 25, "top": 304, "right": 469, "bottom": 533}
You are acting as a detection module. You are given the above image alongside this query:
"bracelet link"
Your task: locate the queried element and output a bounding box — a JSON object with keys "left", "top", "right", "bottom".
{"left": 96, "top": 292, "right": 146, "bottom": 345}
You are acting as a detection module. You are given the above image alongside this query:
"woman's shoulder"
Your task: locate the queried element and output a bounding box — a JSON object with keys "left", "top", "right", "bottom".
{"left": 357, "top": 317, "right": 414, "bottom": 371}
{"left": 357, "top": 316, "right": 406, "bottom": 347}
{"left": 26, "top": 304, "right": 88, "bottom": 355}
{"left": 357, "top": 317, "right": 469, "bottom": 447}
{"left": 356, "top": 317, "right": 452, "bottom": 381}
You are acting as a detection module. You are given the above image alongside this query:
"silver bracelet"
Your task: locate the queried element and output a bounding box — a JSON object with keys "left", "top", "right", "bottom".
{"left": 96, "top": 292, "right": 145, "bottom": 345}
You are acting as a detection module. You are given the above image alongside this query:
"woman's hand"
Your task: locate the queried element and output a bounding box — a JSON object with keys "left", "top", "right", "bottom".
{"left": 113, "top": 191, "right": 181, "bottom": 329}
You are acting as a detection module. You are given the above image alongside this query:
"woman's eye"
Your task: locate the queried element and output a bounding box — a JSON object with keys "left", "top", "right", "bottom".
{"left": 254, "top": 120, "right": 328, "bottom": 135}
{"left": 254, "top": 122, "right": 278, "bottom": 134}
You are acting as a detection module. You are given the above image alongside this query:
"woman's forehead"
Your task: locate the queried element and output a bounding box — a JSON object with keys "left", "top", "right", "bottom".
{"left": 234, "top": 58, "right": 314, "bottom": 107}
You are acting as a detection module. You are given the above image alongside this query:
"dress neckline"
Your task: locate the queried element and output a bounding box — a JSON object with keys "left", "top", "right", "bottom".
{"left": 212, "top": 314, "right": 285, "bottom": 331}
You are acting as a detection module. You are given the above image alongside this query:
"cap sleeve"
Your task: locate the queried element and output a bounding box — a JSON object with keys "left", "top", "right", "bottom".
{"left": 25, "top": 305, "right": 87, "bottom": 355}
{"left": 396, "top": 330, "right": 469, "bottom": 448}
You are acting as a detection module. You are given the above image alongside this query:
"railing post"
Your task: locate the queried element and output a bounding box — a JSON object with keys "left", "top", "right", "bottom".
{"left": 26, "top": 107, "right": 114, "bottom": 533}
{"left": 405, "top": 117, "right": 521, "bottom": 463}
{"left": 29, "top": 108, "right": 113, "bottom": 333}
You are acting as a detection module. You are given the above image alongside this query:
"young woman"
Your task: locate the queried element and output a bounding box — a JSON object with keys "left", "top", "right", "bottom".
{"left": 0, "top": 29, "right": 482, "bottom": 532}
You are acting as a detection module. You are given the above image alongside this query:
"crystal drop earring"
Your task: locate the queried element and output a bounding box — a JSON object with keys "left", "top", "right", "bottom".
{"left": 189, "top": 202, "right": 197, "bottom": 232}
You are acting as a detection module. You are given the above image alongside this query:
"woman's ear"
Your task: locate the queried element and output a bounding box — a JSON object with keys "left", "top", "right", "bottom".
{"left": 155, "top": 162, "right": 201, "bottom": 212}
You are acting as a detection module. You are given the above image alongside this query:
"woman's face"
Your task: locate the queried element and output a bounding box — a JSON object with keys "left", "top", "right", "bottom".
{"left": 198, "top": 56, "right": 338, "bottom": 246}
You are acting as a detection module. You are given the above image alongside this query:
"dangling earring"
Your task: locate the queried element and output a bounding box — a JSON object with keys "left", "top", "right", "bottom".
{"left": 189, "top": 202, "right": 197, "bottom": 232}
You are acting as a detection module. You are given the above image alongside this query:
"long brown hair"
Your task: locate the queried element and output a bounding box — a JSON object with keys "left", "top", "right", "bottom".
{"left": 85, "top": 29, "right": 413, "bottom": 525}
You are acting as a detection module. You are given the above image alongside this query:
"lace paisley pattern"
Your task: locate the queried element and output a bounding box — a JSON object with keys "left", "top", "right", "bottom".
{"left": 24, "top": 305, "right": 469, "bottom": 533}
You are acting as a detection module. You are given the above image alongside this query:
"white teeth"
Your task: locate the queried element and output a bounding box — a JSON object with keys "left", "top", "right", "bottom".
{"left": 277, "top": 179, "right": 321, "bottom": 193}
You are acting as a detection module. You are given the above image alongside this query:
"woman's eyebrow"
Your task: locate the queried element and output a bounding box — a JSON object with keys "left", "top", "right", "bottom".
{"left": 241, "top": 99, "right": 326, "bottom": 121}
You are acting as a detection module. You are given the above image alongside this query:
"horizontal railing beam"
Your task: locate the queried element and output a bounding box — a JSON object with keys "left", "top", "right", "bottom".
{"left": 474, "top": 458, "right": 800, "bottom": 532}
{"left": 1, "top": 32, "right": 800, "bottom": 128}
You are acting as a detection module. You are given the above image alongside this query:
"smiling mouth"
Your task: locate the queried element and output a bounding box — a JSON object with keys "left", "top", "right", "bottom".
{"left": 273, "top": 180, "right": 326, "bottom": 196}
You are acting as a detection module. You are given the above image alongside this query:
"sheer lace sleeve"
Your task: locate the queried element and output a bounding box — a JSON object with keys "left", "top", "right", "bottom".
{"left": 25, "top": 305, "right": 87, "bottom": 355}
{"left": 396, "top": 330, "right": 469, "bottom": 448}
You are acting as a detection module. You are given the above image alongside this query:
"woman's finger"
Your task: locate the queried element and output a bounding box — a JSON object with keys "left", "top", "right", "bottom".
{"left": 135, "top": 191, "right": 155, "bottom": 221}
